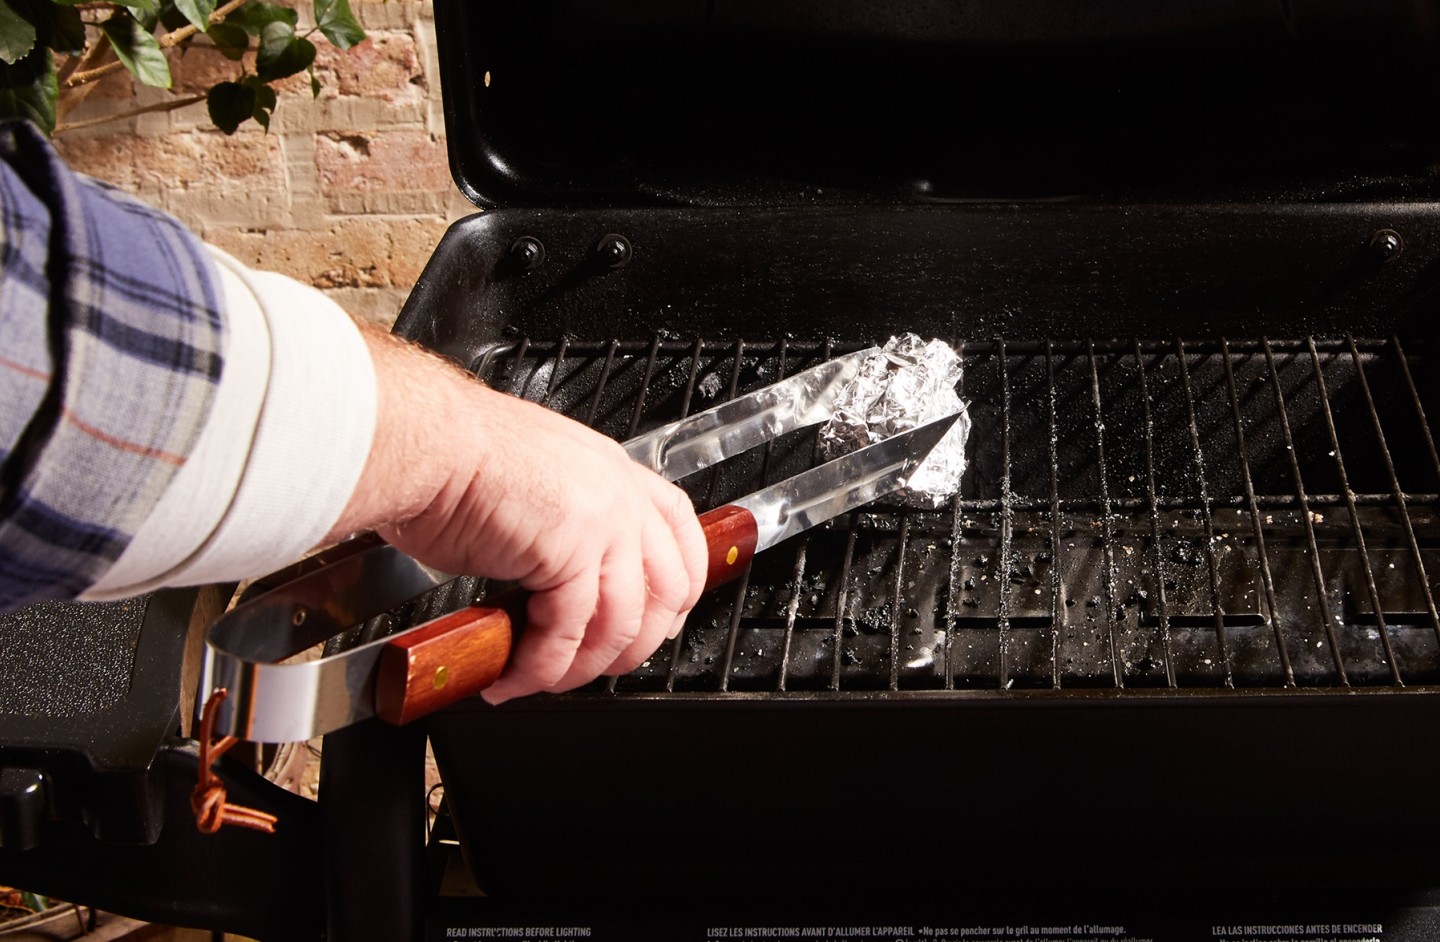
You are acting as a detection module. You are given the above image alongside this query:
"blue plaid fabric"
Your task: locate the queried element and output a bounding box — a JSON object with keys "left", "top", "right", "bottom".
{"left": 0, "top": 121, "right": 225, "bottom": 611}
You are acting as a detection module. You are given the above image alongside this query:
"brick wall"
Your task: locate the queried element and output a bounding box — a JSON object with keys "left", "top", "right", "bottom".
{"left": 54, "top": 0, "right": 472, "bottom": 328}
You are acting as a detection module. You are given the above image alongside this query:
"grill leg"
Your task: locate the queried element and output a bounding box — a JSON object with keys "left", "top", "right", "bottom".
{"left": 321, "top": 719, "right": 428, "bottom": 942}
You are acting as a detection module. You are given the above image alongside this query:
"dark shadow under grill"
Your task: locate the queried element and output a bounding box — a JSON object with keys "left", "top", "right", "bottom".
{"left": 459, "top": 334, "right": 1440, "bottom": 697}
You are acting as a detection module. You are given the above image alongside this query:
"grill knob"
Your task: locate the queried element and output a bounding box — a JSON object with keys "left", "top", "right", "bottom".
{"left": 594, "top": 233, "right": 633, "bottom": 269}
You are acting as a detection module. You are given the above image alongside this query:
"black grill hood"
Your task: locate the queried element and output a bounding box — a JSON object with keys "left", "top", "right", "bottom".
{"left": 436, "top": 0, "right": 1440, "bottom": 209}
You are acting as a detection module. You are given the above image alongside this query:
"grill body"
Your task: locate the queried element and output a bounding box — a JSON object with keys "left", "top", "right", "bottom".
{"left": 374, "top": 0, "right": 1440, "bottom": 934}
{"left": 408, "top": 3, "right": 1440, "bottom": 931}
{"left": 404, "top": 200, "right": 1440, "bottom": 929}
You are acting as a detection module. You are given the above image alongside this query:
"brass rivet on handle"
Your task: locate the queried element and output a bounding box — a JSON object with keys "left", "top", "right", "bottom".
{"left": 726, "top": 546, "right": 739, "bottom": 565}
{"left": 433, "top": 666, "right": 449, "bottom": 690}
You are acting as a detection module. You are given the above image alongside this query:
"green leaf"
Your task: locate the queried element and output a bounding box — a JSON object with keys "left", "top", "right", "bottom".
{"left": 159, "top": 2, "right": 191, "bottom": 31}
{"left": 207, "top": 79, "right": 253, "bottom": 133}
{"left": 243, "top": 75, "right": 275, "bottom": 130}
{"left": 174, "top": 0, "right": 215, "bottom": 31}
{"left": 313, "top": 0, "right": 363, "bottom": 50}
{"left": 255, "top": 21, "right": 313, "bottom": 82}
{"left": 47, "top": 5, "right": 85, "bottom": 55}
{"left": 308, "top": 64, "right": 319, "bottom": 99}
{"left": 0, "top": 44, "right": 56, "bottom": 133}
{"left": 208, "top": 21, "right": 248, "bottom": 60}
{"left": 0, "top": 0, "right": 37, "bottom": 66}
{"left": 228, "top": 0, "right": 296, "bottom": 37}
{"left": 99, "top": 11, "right": 171, "bottom": 88}
{"left": 119, "top": 0, "right": 161, "bottom": 14}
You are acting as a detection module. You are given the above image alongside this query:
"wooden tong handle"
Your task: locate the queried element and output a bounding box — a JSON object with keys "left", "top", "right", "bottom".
{"left": 374, "top": 504, "right": 759, "bottom": 725}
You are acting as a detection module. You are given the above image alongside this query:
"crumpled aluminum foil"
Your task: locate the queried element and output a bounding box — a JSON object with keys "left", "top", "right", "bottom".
{"left": 817, "top": 333, "right": 971, "bottom": 509}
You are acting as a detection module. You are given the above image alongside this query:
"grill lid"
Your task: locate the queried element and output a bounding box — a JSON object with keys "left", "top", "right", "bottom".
{"left": 434, "top": 0, "right": 1440, "bottom": 209}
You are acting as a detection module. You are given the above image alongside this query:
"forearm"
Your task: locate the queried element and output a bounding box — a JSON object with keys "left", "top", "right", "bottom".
{"left": 329, "top": 326, "right": 711, "bottom": 705}
{"left": 323, "top": 323, "right": 487, "bottom": 543}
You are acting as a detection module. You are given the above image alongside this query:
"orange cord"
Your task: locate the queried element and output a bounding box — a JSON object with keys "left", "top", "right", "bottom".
{"left": 192, "top": 688, "right": 279, "bottom": 834}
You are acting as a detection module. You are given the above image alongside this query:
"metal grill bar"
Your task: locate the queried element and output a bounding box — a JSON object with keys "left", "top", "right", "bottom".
{"left": 704, "top": 342, "right": 747, "bottom": 510}
{"left": 1347, "top": 336, "right": 1440, "bottom": 652}
{"left": 777, "top": 539, "right": 806, "bottom": 693}
{"left": 678, "top": 338, "right": 704, "bottom": 424}
{"left": 582, "top": 340, "right": 618, "bottom": 428}
{"left": 760, "top": 339, "right": 795, "bottom": 692}
{"left": 551, "top": 339, "right": 571, "bottom": 399}
{"left": 1261, "top": 338, "right": 1348, "bottom": 686}
{"left": 832, "top": 521, "right": 860, "bottom": 691}
{"left": 1308, "top": 338, "right": 1401, "bottom": 686}
{"left": 483, "top": 336, "right": 1401, "bottom": 361}
{"left": 943, "top": 340, "right": 969, "bottom": 692}
{"left": 507, "top": 337, "right": 530, "bottom": 395}
{"left": 779, "top": 340, "right": 833, "bottom": 692}
{"left": 944, "top": 490, "right": 962, "bottom": 691}
{"left": 1392, "top": 335, "right": 1440, "bottom": 484}
{"left": 889, "top": 514, "right": 912, "bottom": 691}
{"left": 717, "top": 340, "right": 751, "bottom": 693}
{"left": 1219, "top": 338, "right": 1294, "bottom": 687}
{"left": 756, "top": 340, "right": 790, "bottom": 491}
{"left": 665, "top": 339, "right": 708, "bottom": 692}
{"left": 1087, "top": 340, "right": 1123, "bottom": 687}
{"left": 879, "top": 493, "right": 1440, "bottom": 513}
{"left": 1175, "top": 339, "right": 1235, "bottom": 687}
{"left": 1134, "top": 342, "right": 1177, "bottom": 688}
{"left": 1045, "top": 342, "right": 1064, "bottom": 689}
{"left": 997, "top": 338, "right": 1014, "bottom": 688}
{"left": 624, "top": 335, "right": 663, "bottom": 440}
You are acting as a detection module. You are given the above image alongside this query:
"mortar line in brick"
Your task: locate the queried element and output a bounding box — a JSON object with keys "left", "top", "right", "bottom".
{"left": 284, "top": 131, "right": 321, "bottom": 200}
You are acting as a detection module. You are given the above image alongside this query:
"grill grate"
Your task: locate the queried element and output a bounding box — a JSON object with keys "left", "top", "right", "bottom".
{"left": 459, "top": 335, "right": 1440, "bottom": 696}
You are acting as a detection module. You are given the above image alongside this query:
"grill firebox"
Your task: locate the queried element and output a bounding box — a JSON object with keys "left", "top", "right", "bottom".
{"left": 400, "top": 198, "right": 1440, "bottom": 911}
{"left": 459, "top": 334, "right": 1440, "bottom": 698}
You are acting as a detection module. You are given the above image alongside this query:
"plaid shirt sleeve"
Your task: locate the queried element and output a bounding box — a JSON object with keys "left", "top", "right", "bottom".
{"left": 0, "top": 120, "right": 225, "bottom": 612}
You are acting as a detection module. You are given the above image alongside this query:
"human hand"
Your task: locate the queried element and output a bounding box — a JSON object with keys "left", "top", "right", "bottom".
{"left": 327, "top": 327, "right": 708, "bottom": 705}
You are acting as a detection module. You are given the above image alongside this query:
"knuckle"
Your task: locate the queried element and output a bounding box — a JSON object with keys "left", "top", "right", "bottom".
{"left": 650, "top": 567, "right": 690, "bottom": 613}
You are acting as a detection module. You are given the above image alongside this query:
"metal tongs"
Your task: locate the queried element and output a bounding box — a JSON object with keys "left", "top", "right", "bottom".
{"left": 201, "top": 348, "right": 962, "bottom": 743}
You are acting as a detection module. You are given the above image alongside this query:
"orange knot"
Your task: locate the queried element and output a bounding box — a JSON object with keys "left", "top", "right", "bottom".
{"left": 192, "top": 689, "right": 278, "bottom": 835}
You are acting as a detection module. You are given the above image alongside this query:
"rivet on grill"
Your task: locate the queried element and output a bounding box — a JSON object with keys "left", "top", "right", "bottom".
{"left": 507, "top": 236, "right": 546, "bottom": 273}
{"left": 433, "top": 665, "right": 449, "bottom": 690}
{"left": 1368, "top": 229, "right": 1403, "bottom": 264}
{"left": 292, "top": 608, "right": 307, "bottom": 626}
{"left": 594, "top": 233, "right": 632, "bottom": 269}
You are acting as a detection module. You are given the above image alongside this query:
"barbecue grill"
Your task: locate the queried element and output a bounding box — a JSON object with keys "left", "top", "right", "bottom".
{"left": 7, "top": 2, "right": 1440, "bottom": 940}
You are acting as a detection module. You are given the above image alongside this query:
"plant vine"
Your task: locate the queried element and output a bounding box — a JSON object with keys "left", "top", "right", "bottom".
{"left": 0, "top": 0, "right": 366, "bottom": 135}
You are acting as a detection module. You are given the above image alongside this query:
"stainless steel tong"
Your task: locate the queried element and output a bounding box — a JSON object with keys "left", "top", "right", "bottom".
{"left": 201, "top": 347, "right": 961, "bottom": 743}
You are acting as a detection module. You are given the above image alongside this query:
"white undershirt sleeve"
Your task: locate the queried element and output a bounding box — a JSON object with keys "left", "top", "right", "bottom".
{"left": 81, "top": 248, "right": 377, "bottom": 600}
